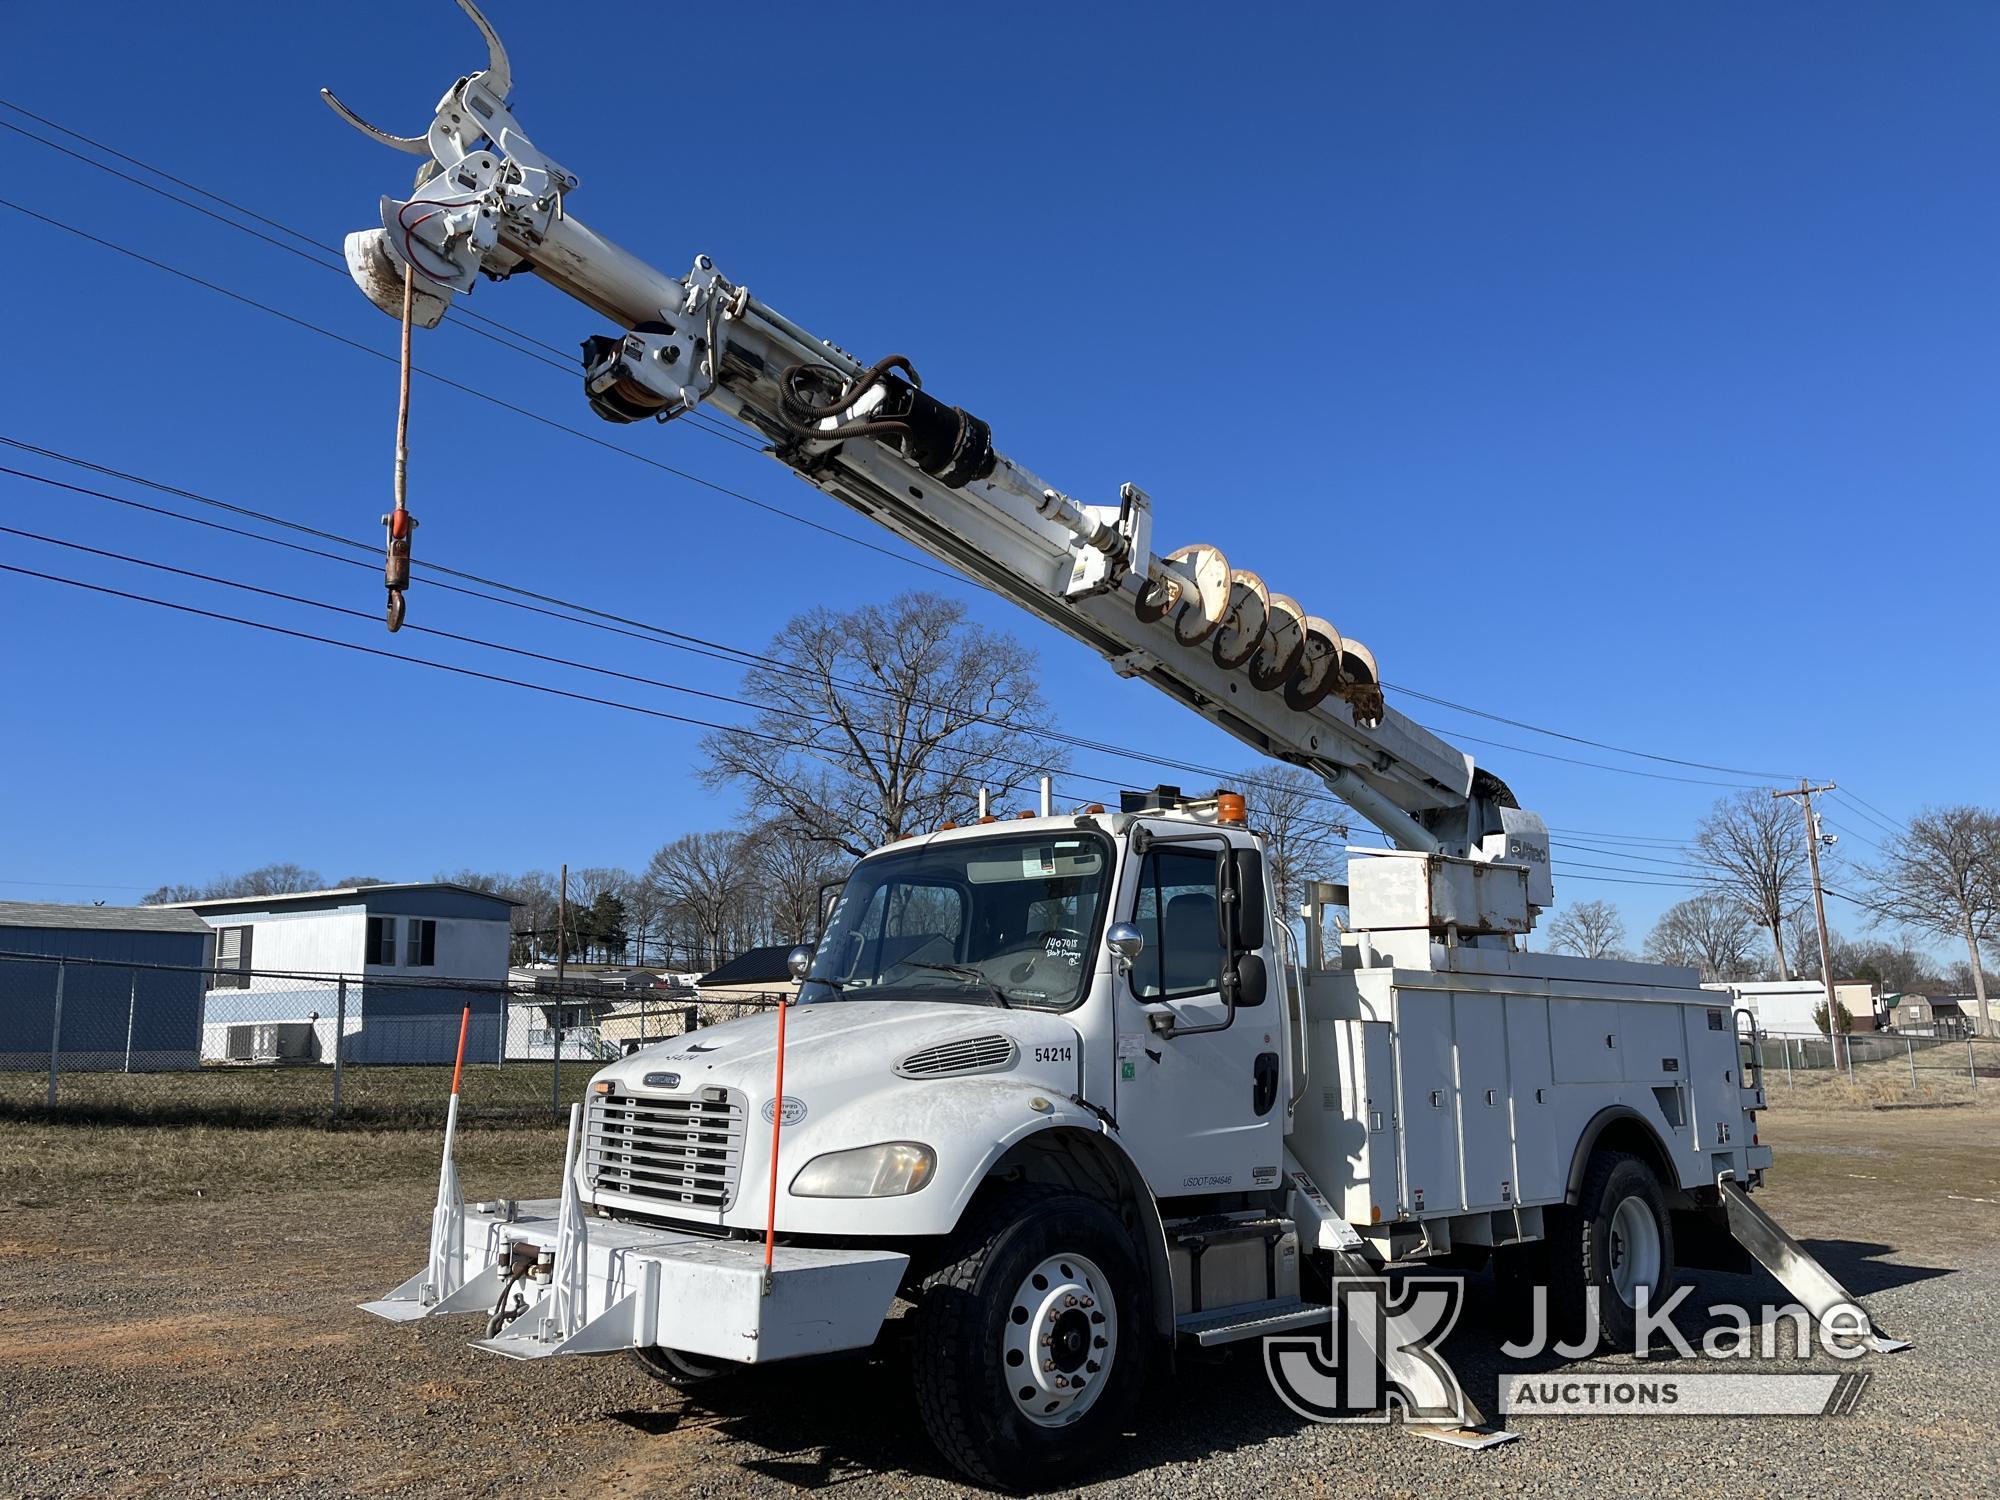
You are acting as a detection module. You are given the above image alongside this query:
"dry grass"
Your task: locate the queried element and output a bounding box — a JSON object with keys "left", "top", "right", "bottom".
{"left": 0, "top": 1117, "right": 566, "bottom": 1206}
{"left": 0, "top": 1059, "right": 599, "bottom": 1128}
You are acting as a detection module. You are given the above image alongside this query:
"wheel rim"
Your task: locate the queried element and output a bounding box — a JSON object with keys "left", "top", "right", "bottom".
{"left": 1607, "top": 1196, "right": 1662, "bottom": 1309}
{"left": 1002, "top": 1251, "right": 1117, "bottom": 1428}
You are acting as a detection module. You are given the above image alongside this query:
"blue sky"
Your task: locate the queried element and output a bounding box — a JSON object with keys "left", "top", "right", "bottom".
{"left": 0, "top": 2, "right": 1992, "bottom": 944}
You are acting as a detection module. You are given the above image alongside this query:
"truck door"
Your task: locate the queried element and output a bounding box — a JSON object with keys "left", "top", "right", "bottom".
{"left": 1112, "top": 837, "right": 1283, "bottom": 1199}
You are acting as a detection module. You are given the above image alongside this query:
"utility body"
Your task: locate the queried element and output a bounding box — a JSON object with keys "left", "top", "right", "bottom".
{"left": 339, "top": 6, "right": 1905, "bottom": 1486}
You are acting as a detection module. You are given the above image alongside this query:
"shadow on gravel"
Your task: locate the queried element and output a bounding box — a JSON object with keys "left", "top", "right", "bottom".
{"left": 1793, "top": 1238, "right": 1952, "bottom": 1296}
{"left": 605, "top": 1252, "right": 1948, "bottom": 1494}
{"left": 609, "top": 1336, "right": 1329, "bottom": 1493}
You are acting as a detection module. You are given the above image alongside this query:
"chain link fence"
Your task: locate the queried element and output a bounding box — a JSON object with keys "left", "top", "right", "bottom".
{"left": 0, "top": 952, "right": 777, "bottom": 1126}
{"left": 1757, "top": 1027, "right": 2000, "bottom": 1106}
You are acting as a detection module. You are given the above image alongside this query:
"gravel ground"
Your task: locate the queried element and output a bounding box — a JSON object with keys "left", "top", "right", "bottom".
{"left": 1, "top": 1106, "right": 1995, "bottom": 1498}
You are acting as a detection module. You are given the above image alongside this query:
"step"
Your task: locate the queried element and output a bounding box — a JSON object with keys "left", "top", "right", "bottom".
{"left": 1176, "top": 1296, "right": 1328, "bottom": 1347}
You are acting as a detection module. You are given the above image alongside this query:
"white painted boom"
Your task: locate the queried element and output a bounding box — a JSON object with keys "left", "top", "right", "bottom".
{"left": 323, "top": 0, "right": 1551, "bottom": 899}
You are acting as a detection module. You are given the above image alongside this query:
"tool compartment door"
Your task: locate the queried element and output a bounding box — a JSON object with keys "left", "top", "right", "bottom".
{"left": 1392, "top": 990, "right": 1460, "bottom": 1215}
{"left": 1452, "top": 992, "right": 1514, "bottom": 1211}
{"left": 1504, "top": 995, "right": 1561, "bottom": 1205}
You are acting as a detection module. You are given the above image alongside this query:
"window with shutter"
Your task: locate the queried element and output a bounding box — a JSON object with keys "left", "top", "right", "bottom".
{"left": 406, "top": 918, "right": 438, "bottom": 968}
{"left": 366, "top": 916, "right": 397, "bottom": 966}
{"left": 211, "top": 926, "right": 254, "bottom": 990}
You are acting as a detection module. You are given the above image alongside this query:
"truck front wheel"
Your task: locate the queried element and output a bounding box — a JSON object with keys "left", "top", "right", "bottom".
{"left": 912, "top": 1187, "right": 1148, "bottom": 1489}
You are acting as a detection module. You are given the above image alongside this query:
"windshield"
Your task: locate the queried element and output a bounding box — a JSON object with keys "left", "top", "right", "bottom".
{"left": 805, "top": 830, "right": 1112, "bottom": 1010}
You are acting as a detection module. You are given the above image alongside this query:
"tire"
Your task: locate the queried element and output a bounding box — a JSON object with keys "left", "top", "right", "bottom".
{"left": 1545, "top": 1150, "right": 1676, "bottom": 1351}
{"left": 912, "top": 1186, "right": 1149, "bottom": 1490}
{"left": 631, "top": 1344, "right": 736, "bottom": 1388}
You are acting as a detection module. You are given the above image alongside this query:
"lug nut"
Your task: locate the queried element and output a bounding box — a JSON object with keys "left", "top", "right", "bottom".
{"left": 1054, "top": 1375, "right": 1069, "bottom": 1388}
{"left": 1064, "top": 1294, "right": 1078, "bottom": 1307}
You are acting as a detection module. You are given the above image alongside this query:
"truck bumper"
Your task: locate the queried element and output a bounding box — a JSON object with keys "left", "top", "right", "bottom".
{"left": 362, "top": 1199, "right": 909, "bottom": 1365}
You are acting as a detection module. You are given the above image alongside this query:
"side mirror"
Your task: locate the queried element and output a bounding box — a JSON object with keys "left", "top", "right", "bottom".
{"left": 1227, "top": 952, "right": 1268, "bottom": 1008}
{"left": 786, "top": 945, "right": 815, "bottom": 981}
{"left": 1217, "top": 848, "right": 1267, "bottom": 952}
{"left": 1106, "top": 922, "right": 1145, "bottom": 966}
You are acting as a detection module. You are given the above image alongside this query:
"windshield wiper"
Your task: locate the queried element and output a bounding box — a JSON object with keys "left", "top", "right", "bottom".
{"left": 895, "top": 960, "right": 1015, "bottom": 1009}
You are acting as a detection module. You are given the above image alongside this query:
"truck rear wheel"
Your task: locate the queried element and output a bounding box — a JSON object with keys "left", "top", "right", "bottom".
{"left": 1547, "top": 1150, "right": 1676, "bottom": 1350}
{"left": 912, "top": 1187, "right": 1147, "bottom": 1489}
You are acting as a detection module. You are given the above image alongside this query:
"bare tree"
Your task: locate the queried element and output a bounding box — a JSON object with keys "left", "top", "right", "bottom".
{"left": 1545, "top": 899, "right": 1628, "bottom": 960}
{"left": 144, "top": 863, "right": 325, "bottom": 904}
{"left": 1847, "top": 937, "right": 1946, "bottom": 996}
{"left": 699, "top": 592, "right": 1068, "bottom": 858}
{"left": 1866, "top": 806, "right": 2000, "bottom": 1036}
{"left": 1644, "top": 893, "right": 1761, "bottom": 983}
{"left": 621, "top": 874, "right": 668, "bottom": 968}
{"left": 1235, "top": 767, "right": 1345, "bottom": 925}
{"left": 646, "top": 831, "right": 750, "bottom": 970}
{"left": 751, "top": 818, "right": 847, "bottom": 944}
{"left": 1695, "top": 791, "right": 1808, "bottom": 976}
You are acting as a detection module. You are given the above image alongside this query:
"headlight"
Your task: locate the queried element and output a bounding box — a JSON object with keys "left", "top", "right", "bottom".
{"left": 790, "top": 1141, "right": 936, "bottom": 1198}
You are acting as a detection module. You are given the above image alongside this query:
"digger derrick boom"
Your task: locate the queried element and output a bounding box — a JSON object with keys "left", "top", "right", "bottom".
{"left": 324, "top": 0, "right": 1551, "bottom": 898}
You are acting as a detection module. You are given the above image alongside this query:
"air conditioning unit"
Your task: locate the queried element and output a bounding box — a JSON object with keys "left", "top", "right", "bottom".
{"left": 224, "top": 1022, "right": 318, "bottom": 1062}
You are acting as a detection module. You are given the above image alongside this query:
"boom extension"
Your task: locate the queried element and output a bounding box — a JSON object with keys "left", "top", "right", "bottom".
{"left": 323, "top": 0, "right": 1552, "bottom": 903}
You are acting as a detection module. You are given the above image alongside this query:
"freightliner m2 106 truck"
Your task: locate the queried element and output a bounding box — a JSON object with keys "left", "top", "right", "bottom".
{"left": 332, "top": 6, "right": 1904, "bottom": 1485}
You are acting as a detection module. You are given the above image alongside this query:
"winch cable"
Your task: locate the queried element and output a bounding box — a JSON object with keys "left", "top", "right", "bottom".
{"left": 384, "top": 259, "right": 418, "bottom": 631}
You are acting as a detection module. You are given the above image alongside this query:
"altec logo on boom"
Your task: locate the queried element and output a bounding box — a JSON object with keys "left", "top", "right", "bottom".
{"left": 1264, "top": 1282, "right": 1876, "bottom": 1425}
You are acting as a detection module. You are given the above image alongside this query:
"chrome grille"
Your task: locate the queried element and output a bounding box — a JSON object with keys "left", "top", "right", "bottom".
{"left": 897, "top": 1033, "right": 1018, "bottom": 1078}
{"left": 586, "top": 1087, "right": 746, "bottom": 1211}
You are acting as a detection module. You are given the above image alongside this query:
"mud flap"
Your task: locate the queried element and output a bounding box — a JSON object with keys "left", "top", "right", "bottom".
{"left": 1718, "top": 1177, "right": 1911, "bottom": 1355}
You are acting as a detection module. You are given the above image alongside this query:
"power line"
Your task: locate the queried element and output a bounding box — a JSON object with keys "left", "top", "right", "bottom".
{"left": 0, "top": 102, "right": 764, "bottom": 457}
{"left": 0, "top": 552, "right": 1364, "bottom": 826}
{"left": 1830, "top": 789, "right": 1908, "bottom": 842}
{"left": 1546, "top": 827, "right": 1693, "bottom": 848}
{"left": 1, "top": 441, "right": 1775, "bottom": 839}
{"left": 0, "top": 456, "right": 1379, "bottom": 815}
{"left": 2, "top": 553, "right": 1752, "bottom": 894}
{"left": 0, "top": 111, "right": 1854, "bottom": 795}
{"left": 1383, "top": 682, "right": 1805, "bottom": 783}
{"left": 0, "top": 195, "right": 961, "bottom": 582}
{"left": 0, "top": 447, "right": 1787, "bottom": 883}
{"left": 1551, "top": 867, "right": 1712, "bottom": 891}
{"left": 1552, "top": 838, "right": 1715, "bottom": 874}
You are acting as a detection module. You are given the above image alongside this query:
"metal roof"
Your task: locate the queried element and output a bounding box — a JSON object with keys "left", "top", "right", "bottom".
{"left": 0, "top": 900, "right": 212, "bottom": 934}
{"left": 157, "top": 881, "right": 522, "bottom": 912}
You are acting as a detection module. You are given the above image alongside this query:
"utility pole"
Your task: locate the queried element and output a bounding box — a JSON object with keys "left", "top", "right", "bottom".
{"left": 1774, "top": 780, "right": 1840, "bottom": 1040}
{"left": 556, "top": 862, "right": 569, "bottom": 986}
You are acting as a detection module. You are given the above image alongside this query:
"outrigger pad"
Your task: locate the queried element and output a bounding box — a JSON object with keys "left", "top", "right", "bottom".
{"left": 360, "top": 1263, "right": 505, "bottom": 1323}
{"left": 1718, "top": 1178, "right": 1912, "bottom": 1354}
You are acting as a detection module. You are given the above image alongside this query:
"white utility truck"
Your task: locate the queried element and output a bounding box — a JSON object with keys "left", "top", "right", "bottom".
{"left": 335, "top": 6, "right": 1905, "bottom": 1486}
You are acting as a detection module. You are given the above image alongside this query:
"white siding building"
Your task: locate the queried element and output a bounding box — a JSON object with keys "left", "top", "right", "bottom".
{"left": 167, "top": 883, "right": 517, "bottom": 1064}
